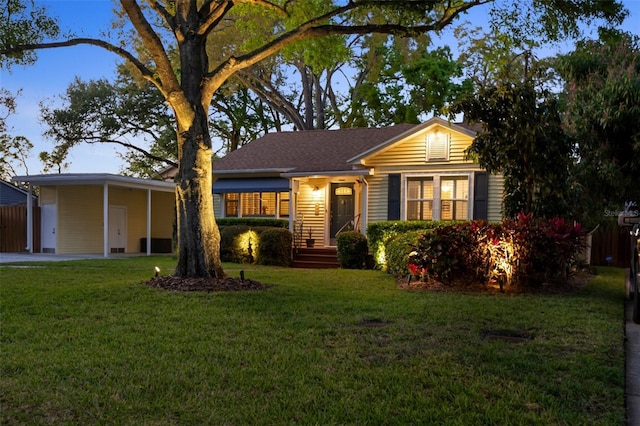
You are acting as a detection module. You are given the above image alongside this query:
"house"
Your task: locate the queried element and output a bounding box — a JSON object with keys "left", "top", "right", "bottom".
{"left": 10, "top": 173, "right": 176, "bottom": 257}
{"left": 211, "top": 117, "right": 503, "bottom": 246}
{"left": 0, "top": 179, "right": 37, "bottom": 206}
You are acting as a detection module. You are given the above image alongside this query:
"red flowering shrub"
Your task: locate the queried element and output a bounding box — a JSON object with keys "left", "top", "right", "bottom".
{"left": 405, "top": 214, "right": 585, "bottom": 289}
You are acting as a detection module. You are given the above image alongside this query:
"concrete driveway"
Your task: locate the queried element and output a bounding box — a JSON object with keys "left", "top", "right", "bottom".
{"left": 0, "top": 253, "right": 139, "bottom": 263}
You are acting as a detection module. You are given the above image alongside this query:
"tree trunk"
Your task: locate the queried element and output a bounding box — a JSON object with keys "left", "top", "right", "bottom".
{"left": 174, "top": 106, "right": 225, "bottom": 278}
{"left": 172, "top": 10, "right": 224, "bottom": 279}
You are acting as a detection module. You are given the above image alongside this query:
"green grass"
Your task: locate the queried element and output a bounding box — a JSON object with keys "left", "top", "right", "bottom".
{"left": 0, "top": 258, "right": 626, "bottom": 425}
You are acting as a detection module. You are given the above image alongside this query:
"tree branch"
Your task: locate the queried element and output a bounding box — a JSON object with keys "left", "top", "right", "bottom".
{"left": 205, "top": 0, "right": 486, "bottom": 94}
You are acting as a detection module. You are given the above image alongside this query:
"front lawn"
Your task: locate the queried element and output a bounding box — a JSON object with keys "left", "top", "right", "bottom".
{"left": 0, "top": 258, "right": 626, "bottom": 424}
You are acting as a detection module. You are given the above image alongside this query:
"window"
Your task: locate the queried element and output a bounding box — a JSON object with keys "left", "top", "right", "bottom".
{"left": 406, "top": 175, "right": 469, "bottom": 221}
{"left": 241, "top": 192, "right": 276, "bottom": 216}
{"left": 440, "top": 177, "right": 468, "bottom": 220}
{"left": 407, "top": 177, "right": 434, "bottom": 220}
{"left": 279, "top": 192, "right": 290, "bottom": 217}
{"left": 225, "top": 193, "right": 238, "bottom": 217}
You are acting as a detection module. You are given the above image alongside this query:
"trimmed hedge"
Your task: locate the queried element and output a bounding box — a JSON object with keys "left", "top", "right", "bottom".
{"left": 336, "top": 231, "right": 368, "bottom": 269}
{"left": 217, "top": 218, "right": 288, "bottom": 228}
{"left": 384, "top": 230, "right": 428, "bottom": 278}
{"left": 258, "top": 228, "right": 293, "bottom": 267}
{"left": 367, "top": 220, "right": 463, "bottom": 270}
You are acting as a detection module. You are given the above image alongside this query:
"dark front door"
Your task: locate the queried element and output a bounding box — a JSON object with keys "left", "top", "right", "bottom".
{"left": 330, "top": 183, "right": 355, "bottom": 245}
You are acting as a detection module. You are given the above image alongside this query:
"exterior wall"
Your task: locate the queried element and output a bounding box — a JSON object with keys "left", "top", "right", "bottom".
{"left": 295, "top": 178, "right": 327, "bottom": 246}
{"left": 151, "top": 191, "right": 174, "bottom": 238}
{"left": 363, "top": 125, "right": 503, "bottom": 225}
{"left": 213, "top": 194, "right": 223, "bottom": 219}
{"left": 109, "top": 187, "right": 147, "bottom": 252}
{"left": 56, "top": 185, "right": 175, "bottom": 254}
{"left": 57, "top": 185, "right": 103, "bottom": 254}
{"left": 364, "top": 125, "right": 474, "bottom": 168}
{"left": 39, "top": 187, "right": 57, "bottom": 205}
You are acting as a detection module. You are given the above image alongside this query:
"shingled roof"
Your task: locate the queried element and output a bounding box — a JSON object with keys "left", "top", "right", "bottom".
{"left": 212, "top": 124, "right": 417, "bottom": 174}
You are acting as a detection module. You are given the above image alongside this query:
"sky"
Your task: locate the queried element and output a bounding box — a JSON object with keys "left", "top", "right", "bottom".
{"left": 1, "top": 0, "right": 640, "bottom": 177}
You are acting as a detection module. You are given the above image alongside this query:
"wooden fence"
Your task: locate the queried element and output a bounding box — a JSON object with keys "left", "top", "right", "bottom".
{"left": 0, "top": 204, "right": 41, "bottom": 253}
{"left": 590, "top": 226, "right": 632, "bottom": 267}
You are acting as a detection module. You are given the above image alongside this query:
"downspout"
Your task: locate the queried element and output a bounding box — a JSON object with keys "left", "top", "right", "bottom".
{"left": 103, "top": 183, "right": 109, "bottom": 258}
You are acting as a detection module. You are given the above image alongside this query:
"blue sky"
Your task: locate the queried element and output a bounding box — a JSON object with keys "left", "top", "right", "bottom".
{"left": 1, "top": 0, "right": 640, "bottom": 176}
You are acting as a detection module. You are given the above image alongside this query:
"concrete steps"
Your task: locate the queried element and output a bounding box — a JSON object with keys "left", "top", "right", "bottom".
{"left": 292, "top": 247, "right": 339, "bottom": 269}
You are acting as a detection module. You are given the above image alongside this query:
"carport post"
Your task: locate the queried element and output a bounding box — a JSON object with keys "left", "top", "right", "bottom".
{"left": 103, "top": 183, "right": 109, "bottom": 258}
{"left": 26, "top": 183, "right": 33, "bottom": 253}
{"left": 146, "top": 189, "right": 151, "bottom": 256}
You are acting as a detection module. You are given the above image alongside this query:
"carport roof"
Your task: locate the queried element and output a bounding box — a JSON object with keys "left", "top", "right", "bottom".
{"left": 12, "top": 173, "right": 175, "bottom": 192}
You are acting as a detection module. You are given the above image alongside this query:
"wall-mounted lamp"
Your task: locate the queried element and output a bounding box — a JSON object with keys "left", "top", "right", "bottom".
{"left": 312, "top": 186, "right": 321, "bottom": 198}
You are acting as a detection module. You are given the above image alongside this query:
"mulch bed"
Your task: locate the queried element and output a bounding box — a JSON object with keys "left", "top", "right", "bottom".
{"left": 397, "top": 270, "right": 593, "bottom": 295}
{"left": 143, "top": 275, "right": 271, "bottom": 292}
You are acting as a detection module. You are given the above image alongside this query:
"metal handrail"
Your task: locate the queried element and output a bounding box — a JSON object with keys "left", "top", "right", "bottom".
{"left": 336, "top": 213, "right": 362, "bottom": 236}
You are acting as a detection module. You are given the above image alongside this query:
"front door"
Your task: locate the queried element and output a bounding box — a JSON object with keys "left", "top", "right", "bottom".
{"left": 330, "top": 183, "right": 355, "bottom": 245}
{"left": 108, "top": 205, "right": 127, "bottom": 253}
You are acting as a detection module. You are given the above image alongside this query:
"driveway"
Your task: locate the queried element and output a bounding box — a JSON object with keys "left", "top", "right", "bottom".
{"left": 0, "top": 253, "right": 137, "bottom": 263}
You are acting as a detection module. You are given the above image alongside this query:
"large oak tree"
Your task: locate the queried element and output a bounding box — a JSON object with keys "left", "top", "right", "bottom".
{"left": 1, "top": 0, "right": 626, "bottom": 279}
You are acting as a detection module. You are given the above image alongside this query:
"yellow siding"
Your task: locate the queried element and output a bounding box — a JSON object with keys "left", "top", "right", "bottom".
{"left": 488, "top": 174, "right": 504, "bottom": 222}
{"left": 365, "top": 126, "right": 474, "bottom": 167}
{"left": 296, "top": 179, "right": 327, "bottom": 246}
{"left": 56, "top": 185, "right": 175, "bottom": 254}
{"left": 151, "top": 191, "right": 174, "bottom": 238}
{"left": 109, "top": 187, "right": 146, "bottom": 252}
{"left": 366, "top": 175, "right": 388, "bottom": 224}
{"left": 57, "top": 186, "right": 103, "bottom": 254}
{"left": 39, "top": 187, "right": 57, "bottom": 204}
{"left": 213, "top": 194, "right": 223, "bottom": 218}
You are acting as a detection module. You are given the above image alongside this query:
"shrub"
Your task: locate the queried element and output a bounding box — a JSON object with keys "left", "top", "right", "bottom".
{"left": 217, "top": 218, "right": 288, "bottom": 228}
{"left": 257, "top": 228, "right": 292, "bottom": 267}
{"left": 405, "top": 215, "right": 585, "bottom": 289}
{"left": 384, "top": 230, "right": 426, "bottom": 278}
{"left": 336, "top": 231, "right": 368, "bottom": 269}
{"left": 367, "top": 220, "right": 463, "bottom": 270}
{"left": 219, "top": 226, "right": 275, "bottom": 264}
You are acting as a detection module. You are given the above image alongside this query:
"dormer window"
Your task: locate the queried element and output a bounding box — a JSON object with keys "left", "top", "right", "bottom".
{"left": 426, "top": 131, "right": 450, "bottom": 161}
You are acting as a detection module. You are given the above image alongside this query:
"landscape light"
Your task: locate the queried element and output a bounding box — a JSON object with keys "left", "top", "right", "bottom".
{"left": 154, "top": 266, "right": 160, "bottom": 277}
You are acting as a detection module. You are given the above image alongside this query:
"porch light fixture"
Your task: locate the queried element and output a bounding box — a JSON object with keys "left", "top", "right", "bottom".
{"left": 312, "top": 186, "right": 321, "bottom": 198}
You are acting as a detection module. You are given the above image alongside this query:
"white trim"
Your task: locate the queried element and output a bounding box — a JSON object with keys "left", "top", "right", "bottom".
{"left": 26, "top": 183, "right": 33, "bottom": 253}
{"left": 146, "top": 189, "right": 152, "bottom": 256}
{"left": 103, "top": 184, "right": 109, "bottom": 258}
{"left": 12, "top": 173, "right": 175, "bottom": 192}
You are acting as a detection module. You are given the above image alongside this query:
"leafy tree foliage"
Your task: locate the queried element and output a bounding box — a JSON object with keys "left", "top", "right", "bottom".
{"left": 39, "top": 70, "right": 178, "bottom": 177}
{"left": 455, "top": 77, "right": 576, "bottom": 218}
{"left": 0, "top": 89, "right": 33, "bottom": 180}
{"left": 557, "top": 30, "right": 640, "bottom": 219}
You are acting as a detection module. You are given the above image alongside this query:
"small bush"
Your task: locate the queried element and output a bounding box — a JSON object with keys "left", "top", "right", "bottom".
{"left": 336, "top": 231, "right": 368, "bottom": 269}
{"left": 219, "top": 226, "right": 276, "bottom": 264}
{"left": 384, "top": 230, "right": 426, "bottom": 278}
{"left": 258, "top": 228, "right": 292, "bottom": 267}
{"left": 367, "top": 220, "right": 463, "bottom": 270}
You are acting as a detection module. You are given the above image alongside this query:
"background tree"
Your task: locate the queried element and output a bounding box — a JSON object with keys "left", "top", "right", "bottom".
{"left": 0, "top": 88, "right": 33, "bottom": 180}
{"left": 454, "top": 58, "right": 577, "bottom": 218}
{"left": 557, "top": 30, "right": 640, "bottom": 222}
{"left": 1, "top": 0, "right": 627, "bottom": 280}
{"left": 39, "top": 70, "right": 178, "bottom": 177}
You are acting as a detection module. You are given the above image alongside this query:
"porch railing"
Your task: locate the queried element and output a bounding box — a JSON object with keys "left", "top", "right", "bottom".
{"left": 336, "top": 213, "right": 361, "bottom": 237}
